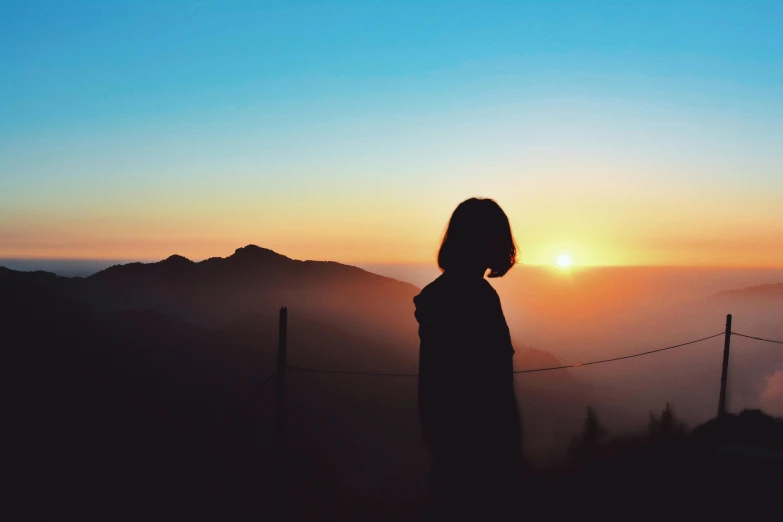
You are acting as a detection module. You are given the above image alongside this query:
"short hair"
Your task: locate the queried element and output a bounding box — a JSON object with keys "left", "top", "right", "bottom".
{"left": 438, "top": 198, "right": 517, "bottom": 278}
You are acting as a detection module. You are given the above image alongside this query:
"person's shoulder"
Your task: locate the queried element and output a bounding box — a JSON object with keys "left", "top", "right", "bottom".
{"left": 420, "top": 273, "right": 447, "bottom": 292}
{"left": 414, "top": 274, "right": 447, "bottom": 303}
{"left": 413, "top": 274, "right": 452, "bottom": 324}
{"left": 415, "top": 273, "right": 498, "bottom": 301}
{"left": 477, "top": 278, "right": 501, "bottom": 302}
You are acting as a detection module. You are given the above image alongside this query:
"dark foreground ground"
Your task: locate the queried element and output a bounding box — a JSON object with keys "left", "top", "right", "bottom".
{"left": 7, "top": 408, "right": 783, "bottom": 521}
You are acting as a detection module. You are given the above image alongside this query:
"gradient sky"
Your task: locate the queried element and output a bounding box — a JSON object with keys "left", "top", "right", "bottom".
{"left": 2, "top": 1, "right": 782, "bottom": 266}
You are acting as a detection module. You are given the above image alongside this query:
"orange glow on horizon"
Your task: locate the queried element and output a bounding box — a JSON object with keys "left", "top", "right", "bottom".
{"left": 1, "top": 188, "right": 782, "bottom": 267}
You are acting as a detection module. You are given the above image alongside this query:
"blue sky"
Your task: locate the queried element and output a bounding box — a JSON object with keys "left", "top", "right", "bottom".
{"left": 1, "top": 1, "right": 782, "bottom": 265}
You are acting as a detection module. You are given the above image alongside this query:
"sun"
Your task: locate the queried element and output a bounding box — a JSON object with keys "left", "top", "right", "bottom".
{"left": 556, "top": 254, "right": 573, "bottom": 269}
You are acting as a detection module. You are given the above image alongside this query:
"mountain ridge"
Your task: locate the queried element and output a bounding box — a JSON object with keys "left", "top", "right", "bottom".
{"left": 711, "top": 282, "right": 783, "bottom": 300}
{"left": 88, "top": 244, "right": 418, "bottom": 290}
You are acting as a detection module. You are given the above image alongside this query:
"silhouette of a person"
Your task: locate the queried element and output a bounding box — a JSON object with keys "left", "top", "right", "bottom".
{"left": 414, "top": 198, "right": 522, "bottom": 520}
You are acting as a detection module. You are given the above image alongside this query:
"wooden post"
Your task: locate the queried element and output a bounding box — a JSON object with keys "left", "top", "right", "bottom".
{"left": 718, "top": 314, "right": 732, "bottom": 418}
{"left": 275, "top": 306, "right": 288, "bottom": 517}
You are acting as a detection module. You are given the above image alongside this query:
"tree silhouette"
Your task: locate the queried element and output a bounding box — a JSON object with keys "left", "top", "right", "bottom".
{"left": 648, "top": 402, "right": 687, "bottom": 443}
{"left": 569, "top": 406, "right": 608, "bottom": 463}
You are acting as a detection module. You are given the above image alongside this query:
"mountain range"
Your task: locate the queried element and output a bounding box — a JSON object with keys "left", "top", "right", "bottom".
{"left": 2, "top": 245, "right": 575, "bottom": 519}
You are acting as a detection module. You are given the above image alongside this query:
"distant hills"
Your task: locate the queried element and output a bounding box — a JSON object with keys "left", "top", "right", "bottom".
{"left": 5, "top": 245, "right": 425, "bottom": 370}
{"left": 712, "top": 282, "right": 783, "bottom": 300}
{"left": 1, "top": 245, "right": 577, "bottom": 517}
{"left": 3, "top": 244, "right": 570, "bottom": 372}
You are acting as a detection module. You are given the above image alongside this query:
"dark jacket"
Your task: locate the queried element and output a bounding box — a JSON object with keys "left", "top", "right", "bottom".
{"left": 414, "top": 272, "right": 521, "bottom": 463}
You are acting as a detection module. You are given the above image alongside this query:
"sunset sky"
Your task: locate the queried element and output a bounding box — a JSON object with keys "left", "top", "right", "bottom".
{"left": 2, "top": 1, "right": 782, "bottom": 266}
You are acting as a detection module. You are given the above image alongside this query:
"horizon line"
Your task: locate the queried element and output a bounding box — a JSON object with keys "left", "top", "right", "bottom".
{"left": 2, "top": 255, "right": 783, "bottom": 271}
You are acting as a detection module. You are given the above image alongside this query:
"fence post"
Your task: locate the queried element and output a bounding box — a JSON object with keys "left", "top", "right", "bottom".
{"left": 718, "top": 314, "right": 732, "bottom": 418}
{"left": 275, "top": 306, "right": 288, "bottom": 518}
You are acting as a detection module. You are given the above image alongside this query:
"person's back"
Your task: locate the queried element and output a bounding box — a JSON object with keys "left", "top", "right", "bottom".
{"left": 414, "top": 198, "right": 522, "bottom": 520}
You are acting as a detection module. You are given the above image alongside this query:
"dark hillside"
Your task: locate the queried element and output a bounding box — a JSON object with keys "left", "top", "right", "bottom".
{"left": 1, "top": 252, "right": 587, "bottom": 520}
{"left": 84, "top": 245, "right": 420, "bottom": 346}
{"left": 2, "top": 272, "right": 273, "bottom": 518}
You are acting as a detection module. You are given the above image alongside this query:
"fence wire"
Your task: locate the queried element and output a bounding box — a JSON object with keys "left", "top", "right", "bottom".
{"left": 283, "top": 331, "right": 726, "bottom": 377}
{"left": 732, "top": 332, "right": 783, "bottom": 345}
{"left": 513, "top": 332, "right": 725, "bottom": 373}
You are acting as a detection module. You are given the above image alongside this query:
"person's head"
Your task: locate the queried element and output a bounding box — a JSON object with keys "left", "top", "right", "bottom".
{"left": 438, "top": 198, "right": 517, "bottom": 278}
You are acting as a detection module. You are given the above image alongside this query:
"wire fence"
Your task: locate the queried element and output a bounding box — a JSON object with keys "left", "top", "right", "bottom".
{"left": 253, "top": 328, "right": 782, "bottom": 391}
{"left": 257, "top": 314, "right": 783, "bottom": 511}
{"left": 285, "top": 332, "right": 726, "bottom": 377}
{"left": 511, "top": 332, "right": 727, "bottom": 373}
{"left": 246, "top": 310, "right": 783, "bottom": 522}
{"left": 732, "top": 332, "right": 783, "bottom": 345}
